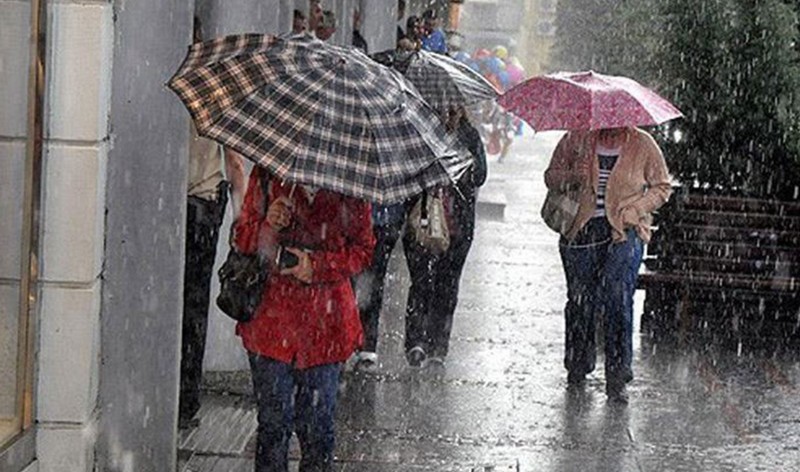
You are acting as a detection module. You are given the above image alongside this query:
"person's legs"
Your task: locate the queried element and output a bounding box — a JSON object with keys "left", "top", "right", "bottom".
{"left": 358, "top": 218, "right": 404, "bottom": 353}
{"left": 559, "top": 238, "right": 604, "bottom": 382}
{"left": 294, "top": 363, "right": 342, "bottom": 472}
{"left": 248, "top": 355, "right": 295, "bottom": 472}
{"left": 179, "top": 194, "right": 225, "bottom": 425}
{"left": 601, "top": 229, "right": 644, "bottom": 389}
{"left": 428, "top": 193, "right": 476, "bottom": 359}
{"left": 402, "top": 224, "right": 435, "bottom": 363}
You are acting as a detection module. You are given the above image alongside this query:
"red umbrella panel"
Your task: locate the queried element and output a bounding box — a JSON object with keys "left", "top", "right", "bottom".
{"left": 498, "top": 71, "right": 683, "bottom": 131}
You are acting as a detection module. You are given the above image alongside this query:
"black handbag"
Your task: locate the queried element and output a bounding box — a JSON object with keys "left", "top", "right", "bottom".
{"left": 215, "top": 175, "right": 270, "bottom": 323}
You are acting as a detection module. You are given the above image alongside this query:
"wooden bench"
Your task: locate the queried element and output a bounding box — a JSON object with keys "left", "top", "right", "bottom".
{"left": 637, "top": 190, "right": 800, "bottom": 345}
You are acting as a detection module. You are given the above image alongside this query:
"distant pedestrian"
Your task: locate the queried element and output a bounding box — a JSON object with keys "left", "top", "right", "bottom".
{"left": 292, "top": 9, "right": 307, "bottom": 35}
{"left": 308, "top": 0, "right": 324, "bottom": 35}
{"left": 398, "top": 15, "right": 423, "bottom": 51}
{"left": 352, "top": 8, "right": 368, "bottom": 53}
{"left": 233, "top": 166, "right": 375, "bottom": 471}
{"left": 396, "top": 0, "right": 407, "bottom": 43}
{"left": 403, "top": 105, "right": 487, "bottom": 367}
{"left": 316, "top": 10, "right": 337, "bottom": 41}
{"left": 420, "top": 9, "right": 447, "bottom": 54}
{"left": 545, "top": 127, "right": 671, "bottom": 403}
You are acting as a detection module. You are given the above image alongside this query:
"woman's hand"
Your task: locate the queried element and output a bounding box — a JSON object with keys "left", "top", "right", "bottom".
{"left": 280, "top": 247, "right": 313, "bottom": 284}
{"left": 620, "top": 206, "right": 640, "bottom": 227}
{"left": 266, "top": 196, "right": 294, "bottom": 230}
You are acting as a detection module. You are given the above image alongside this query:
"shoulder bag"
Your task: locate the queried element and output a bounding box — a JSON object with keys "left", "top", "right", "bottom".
{"left": 408, "top": 188, "right": 450, "bottom": 255}
{"left": 216, "top": 174, "right": 270, "bottom": 323}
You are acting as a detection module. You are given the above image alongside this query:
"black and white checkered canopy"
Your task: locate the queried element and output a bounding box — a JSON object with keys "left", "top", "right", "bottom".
{"left": 402, "top": 50, "right": 499, "bottom": 114}
{"left": 168, "top": 34, "right": 471, "bottom": 204}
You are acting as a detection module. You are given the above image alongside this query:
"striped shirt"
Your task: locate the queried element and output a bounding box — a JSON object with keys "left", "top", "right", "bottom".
{"left": 594, "top": 144, "right": 620, "bottom": 218}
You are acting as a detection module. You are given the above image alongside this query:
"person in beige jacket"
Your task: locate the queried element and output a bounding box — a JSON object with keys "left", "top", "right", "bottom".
{"left": 544, "top": 126, "right": 671, "bottom": 403}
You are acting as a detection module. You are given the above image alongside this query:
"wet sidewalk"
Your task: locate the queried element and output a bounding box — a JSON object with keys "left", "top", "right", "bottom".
{"left": 180, "top": 132, "right": 800, "bottom": 472}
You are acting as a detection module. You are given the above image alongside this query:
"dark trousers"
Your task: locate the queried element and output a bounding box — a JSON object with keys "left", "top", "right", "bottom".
{"left": 358, "top": 218, "right": 405, "bottom": 353}
{"left": 403, "top": 189, "right": 476, "bottom": 358}
{"left": 179, "top": 185, "right": 227, "bottom": 421}
{"left": 558, "top": 219, "right": 643, "bottom": 383}
{"left": 249, "top": 355, "right": 341, "bottom": 472}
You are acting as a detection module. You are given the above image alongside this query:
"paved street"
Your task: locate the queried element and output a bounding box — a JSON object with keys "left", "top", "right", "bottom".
{"left": 181, "top": 131, "right": 800, "bottom": 472}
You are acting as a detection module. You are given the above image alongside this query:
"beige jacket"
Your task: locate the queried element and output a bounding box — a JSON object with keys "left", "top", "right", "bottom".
{"left": 544, "top": 128, "right": 672, "bottom": 243}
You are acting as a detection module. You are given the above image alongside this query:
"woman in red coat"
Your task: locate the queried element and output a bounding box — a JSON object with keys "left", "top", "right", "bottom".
{"left": 233, "top": 166, "right": 374, "bottom": 472}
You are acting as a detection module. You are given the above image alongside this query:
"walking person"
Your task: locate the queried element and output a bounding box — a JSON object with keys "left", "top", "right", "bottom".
{"left": 403, "top": 106, "right": 487, "bottom": 367}
{"left": 353, "top": 201, "right": 406, "bottom": 371}
{"left": 545, "top": 127, "right": 671, "bottom": 403}
{"left": 232, "top": 166, "right": 375, "bottom": 472}
{"left": 420, "top": 9, "right": 448, "bottom": 54}
{"left": 178, "top": 17, "right": 245, "bottom": 430}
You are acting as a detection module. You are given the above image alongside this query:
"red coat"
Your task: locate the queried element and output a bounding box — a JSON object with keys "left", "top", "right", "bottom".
{"left": 233, "top": 167, "right": 375, "bottom": 368}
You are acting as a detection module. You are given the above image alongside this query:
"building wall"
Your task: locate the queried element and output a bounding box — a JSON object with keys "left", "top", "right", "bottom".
{"left": 517, "top": 0, "right": 557, "bottom": 76}
{"left": 33, "top": 1, "right": 113, "bottom": 471}
{"left": 95, "top": 0, "right": 192, "bottom": 470}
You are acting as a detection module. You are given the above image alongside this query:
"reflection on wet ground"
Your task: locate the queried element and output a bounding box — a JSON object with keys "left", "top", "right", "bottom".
{"left": 181, "top": 132, "right": 800, "bottom": 471}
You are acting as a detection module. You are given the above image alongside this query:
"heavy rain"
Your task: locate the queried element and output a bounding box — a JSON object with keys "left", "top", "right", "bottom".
{"left": 1, "top": 1, "right": 799, "bottom": 471}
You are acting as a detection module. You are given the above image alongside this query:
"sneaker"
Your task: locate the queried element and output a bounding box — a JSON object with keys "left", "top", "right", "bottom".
{"left": 425, "top": 356, "right": 446, "bottom": 369}
{"left": 406, "top": 346, "right": 426, "bottom": 368}
{"left": 354, "top": 352, "right": 379, "bottom": 373}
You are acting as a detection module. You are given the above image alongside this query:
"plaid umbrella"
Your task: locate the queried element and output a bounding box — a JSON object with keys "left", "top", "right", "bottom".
{"left": 498, "top": 71, "right": 683, "bottom": 131}
{"left": 168, "top": 34, "right": 471, "bottom": 204}
{"left": 400, "top": 50, "right": 499, "bottom": 114}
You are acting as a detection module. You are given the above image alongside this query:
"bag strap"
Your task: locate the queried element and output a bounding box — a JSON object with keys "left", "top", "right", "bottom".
{"left": 259, "top": 170, "right": 270, "bottom": 217}
{"left": 420, "top": 191, "right": 429, "bottom": 221}
{"left": 229, "top": 168, "right": 271, "bottom": 249}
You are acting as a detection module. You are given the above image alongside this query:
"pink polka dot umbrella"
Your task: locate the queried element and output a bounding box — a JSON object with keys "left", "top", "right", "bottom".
{"left": 498, "top": 71, "right": 683, "bottom": 131}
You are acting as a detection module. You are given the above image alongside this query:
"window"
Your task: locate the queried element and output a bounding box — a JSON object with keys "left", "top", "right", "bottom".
{"left": 0, "top": 1, "right": 41, "bottom": 469}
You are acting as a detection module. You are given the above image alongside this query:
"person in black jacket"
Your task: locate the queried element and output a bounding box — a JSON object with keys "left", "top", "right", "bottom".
{"left": 403, "top": 105, "right": 487, "bottom": 367}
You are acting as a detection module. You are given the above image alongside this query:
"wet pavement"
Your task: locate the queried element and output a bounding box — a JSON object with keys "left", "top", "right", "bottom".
{"left": 180, "top": 131, "right": 800, "bottom": 472}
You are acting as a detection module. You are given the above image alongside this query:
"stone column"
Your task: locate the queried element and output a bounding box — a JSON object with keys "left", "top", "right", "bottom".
{"left": 196, "top": 0, "right": 282, "bottom": 37}
{"left": 361, "top": 0, "right": 396, "bottom": 53}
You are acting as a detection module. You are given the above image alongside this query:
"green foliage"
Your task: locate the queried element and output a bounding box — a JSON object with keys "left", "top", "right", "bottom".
{"left": 553, "top": 0, "right": 800, "bottom": 198}
{"left": 659, "top": 0, "right": 800, "bottom": 197}
{"left": 552, "top": 0, "right": 662, "bottom": 84}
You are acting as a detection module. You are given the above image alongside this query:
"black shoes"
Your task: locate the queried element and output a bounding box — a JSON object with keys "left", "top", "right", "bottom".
{"left": 606, "top": 381, "right": 629, "bottom": 404}
{"left": 567, "top": 371, "right": 586, "bottom": 388}
{"left": 178, "top": 414, "right": 200, "bottom": 430}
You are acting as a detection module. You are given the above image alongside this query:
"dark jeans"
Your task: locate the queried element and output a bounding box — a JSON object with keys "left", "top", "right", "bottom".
{"left": 403, "top": 188, "right": 476, "bottom": 358}
{"left": 358, "top": 217, "right": 405, "bottom": 353}
{"left": 558, "top": 218, "right": 643, "bottom": 383}
{"left": 249, "top": 355, "right": 341, "bottom": 472}
{"left": 179, "top": 184, "right": 228, "bottom": 422}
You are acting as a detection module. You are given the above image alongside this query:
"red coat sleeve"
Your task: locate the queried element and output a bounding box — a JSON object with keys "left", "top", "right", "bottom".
{"left": 232, "top": 167, "right": 268, "bottom": 255}
{"left": 309, "top": 197, "right": 375, "bottom": 284}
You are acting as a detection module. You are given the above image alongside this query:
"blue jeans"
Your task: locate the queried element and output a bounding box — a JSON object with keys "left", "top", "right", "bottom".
{"left": 559, "top": 219, "right": 643, "bottom": 383}
{"left": 248, "top": 355, "right": 341, "bottom": 472}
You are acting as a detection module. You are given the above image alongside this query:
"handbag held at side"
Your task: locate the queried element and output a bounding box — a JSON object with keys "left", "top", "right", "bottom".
{"left": 409, "top": 189, "right": 450, "bottom": 254}
{"left": 216, "top": 251, "right": 268, "bottom": 322}
{"left": 541, "top": 183, "right": 581, "bottom": 236}
{"left": 216, "top": 175, "right": 270, "bottom": 323}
